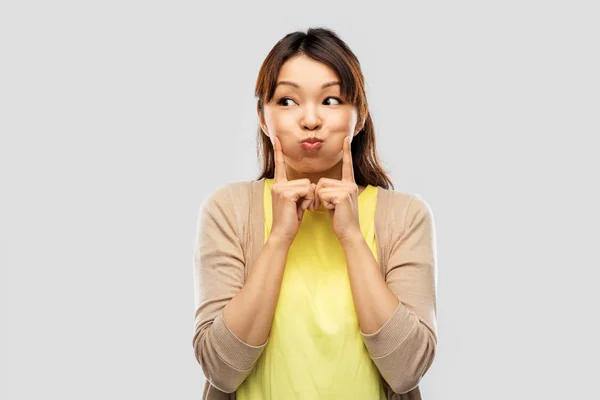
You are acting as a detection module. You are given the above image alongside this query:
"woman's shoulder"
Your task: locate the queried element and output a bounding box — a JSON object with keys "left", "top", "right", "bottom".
{"left": 377, "top": 186, "right": 417, "bottom": 208}
{"left": 378, "top": 187, "right": 434, "bottom": 229}
{"left": 206, "top": 179, "right": 261, "bottom": 199}
{"left": 199, "top": 179, "right": 263, "bottom": 215}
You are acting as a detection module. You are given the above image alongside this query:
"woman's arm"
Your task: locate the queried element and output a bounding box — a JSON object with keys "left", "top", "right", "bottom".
{"left": 222, "top": 234, "right": 290, "bottom": 346}
{"left": 339, "top": 232, "right": 400, "bottom": 334}
{"left": 192, "top": 184, "right": 290, "bottom": 393}
{"left": 340, "top": 193, "right": 438, "bottom": 395}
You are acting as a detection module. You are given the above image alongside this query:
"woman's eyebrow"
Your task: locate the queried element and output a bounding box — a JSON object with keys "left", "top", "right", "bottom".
{"left": 275, "top": 80, "right": 340, "bottom": 89}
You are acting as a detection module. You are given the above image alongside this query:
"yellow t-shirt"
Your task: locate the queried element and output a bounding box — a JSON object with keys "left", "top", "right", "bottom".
{"left": 236, "top": 178, "right": 386, "bottom": 400}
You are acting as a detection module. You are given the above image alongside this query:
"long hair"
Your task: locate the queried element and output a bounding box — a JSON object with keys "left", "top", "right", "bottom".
{"left": 254, "top": 27, "right": 394, "bottom": 190}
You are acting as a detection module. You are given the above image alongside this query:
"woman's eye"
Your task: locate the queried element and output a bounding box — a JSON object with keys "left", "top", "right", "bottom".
{"left": 324, "top": 97, "right": 342, "bottom": 105}
{"left": 278, "top": 97, "right": 297, "bottom": 107}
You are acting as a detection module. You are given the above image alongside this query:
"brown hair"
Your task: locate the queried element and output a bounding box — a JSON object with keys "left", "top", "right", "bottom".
{"left": 254, "top": 27, "right": 394, "bottom": 190}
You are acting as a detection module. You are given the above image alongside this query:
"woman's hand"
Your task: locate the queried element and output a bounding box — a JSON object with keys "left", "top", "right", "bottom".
{"left": 315, "top": 137, "right": 362, "bottom": 243}
{"left": 269, "top": 136, "right": 317, "bottom": 244}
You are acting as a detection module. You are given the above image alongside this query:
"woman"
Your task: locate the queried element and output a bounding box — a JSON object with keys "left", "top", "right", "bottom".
{"left": 193, "top": 27, "right": 437, "bottom": 400}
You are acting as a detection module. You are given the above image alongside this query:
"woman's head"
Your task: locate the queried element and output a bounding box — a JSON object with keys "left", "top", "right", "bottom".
{"left": 255, "top": 27, "right": 394, "bottom": 190}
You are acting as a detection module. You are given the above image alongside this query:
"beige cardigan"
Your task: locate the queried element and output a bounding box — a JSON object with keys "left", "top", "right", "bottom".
{"left": 192, "top": 179, "right": 438, "bottom": 399}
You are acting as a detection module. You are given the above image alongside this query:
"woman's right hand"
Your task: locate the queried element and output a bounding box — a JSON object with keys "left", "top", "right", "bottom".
{"left": 269, "top": 136, "right": 317, "bottom": 244}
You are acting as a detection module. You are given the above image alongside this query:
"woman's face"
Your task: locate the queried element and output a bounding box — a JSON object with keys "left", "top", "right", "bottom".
{"left": 258, "top": 54, "right": 363, "bottom": 179}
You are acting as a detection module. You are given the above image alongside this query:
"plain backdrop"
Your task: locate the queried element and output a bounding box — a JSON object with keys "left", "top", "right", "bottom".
{"left": 2, "top": 1, "right": 599, "bottom": 399}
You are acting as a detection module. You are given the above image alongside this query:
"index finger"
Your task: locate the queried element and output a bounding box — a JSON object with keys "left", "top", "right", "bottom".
{"left": 342, "top": 136, "right": 355, "bottom": 183}
{"left": 273, "top": 136, "right": 287, "bottom": 183}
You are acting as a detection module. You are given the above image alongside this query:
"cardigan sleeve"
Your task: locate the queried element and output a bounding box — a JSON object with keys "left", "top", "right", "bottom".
{"left": 360, "top": 193, "right": 438, "bottom": 394}
{"left": 192, "top": 184, "right": 267, "bottom": 393}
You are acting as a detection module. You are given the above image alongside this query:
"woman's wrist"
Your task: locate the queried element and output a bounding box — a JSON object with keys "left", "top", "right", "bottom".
{"left": 266, "top": 234, "right": 294, "bottom": 249}
{"left": 338, "top": 229, "right": 364, "bottom": 249}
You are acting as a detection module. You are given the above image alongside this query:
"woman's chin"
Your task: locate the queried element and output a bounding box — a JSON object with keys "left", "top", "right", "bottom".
{"left": 288, "top": 157, "right": 337, "bottom": 176}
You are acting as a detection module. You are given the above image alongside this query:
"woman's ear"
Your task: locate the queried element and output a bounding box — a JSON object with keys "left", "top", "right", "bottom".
{"left": 354, "top": 120, "right": 365, "bottom": 135}
{"left": 354, "top": 108, "right": 366, "bottom": 135}
{"left": 257, "top": 103, "right": 269, "bottom": 137}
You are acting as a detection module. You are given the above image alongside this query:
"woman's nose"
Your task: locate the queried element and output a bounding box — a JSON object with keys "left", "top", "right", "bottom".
{"left": 301, "top": 106, "right": 321, "bottom": 130}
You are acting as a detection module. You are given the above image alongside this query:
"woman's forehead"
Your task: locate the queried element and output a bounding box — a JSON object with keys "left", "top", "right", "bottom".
{"left": 277, "top": 56, "right": 339, "bottom": 89}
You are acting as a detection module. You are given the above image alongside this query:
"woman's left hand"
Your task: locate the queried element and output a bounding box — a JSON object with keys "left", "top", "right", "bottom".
{"left": 315, "top": 137, "right": 362, "bottom": 243}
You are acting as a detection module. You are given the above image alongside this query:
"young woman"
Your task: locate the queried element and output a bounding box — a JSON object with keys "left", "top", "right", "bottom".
{"left": 193, "top": 27, "right": 438, "bottom": 400}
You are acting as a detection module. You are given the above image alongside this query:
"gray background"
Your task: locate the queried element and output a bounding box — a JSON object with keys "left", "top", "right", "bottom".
{"left": 2, "top": 1, "right": 599, "bottom": 399}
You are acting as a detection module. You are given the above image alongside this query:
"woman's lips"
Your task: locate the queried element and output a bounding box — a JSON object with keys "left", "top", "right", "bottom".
{"left": 301, "top": 141, "right": 323, "bottom": 150}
